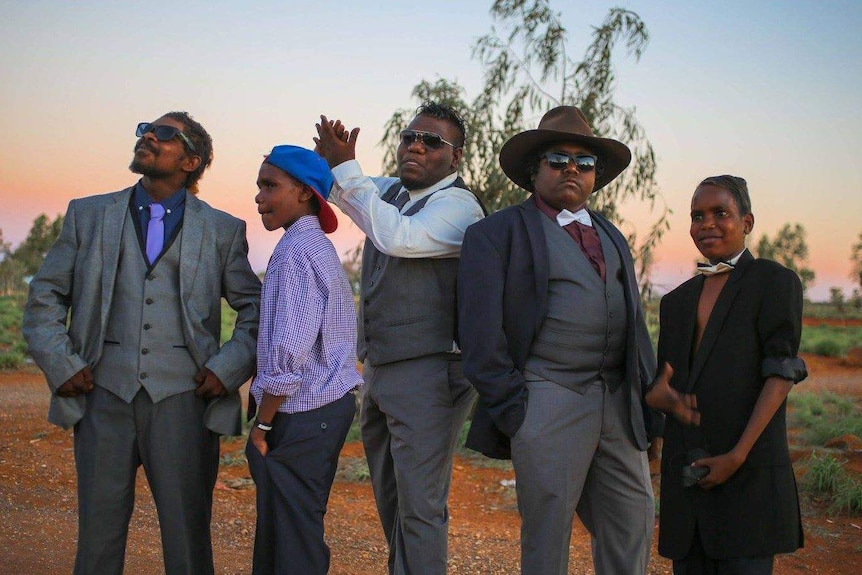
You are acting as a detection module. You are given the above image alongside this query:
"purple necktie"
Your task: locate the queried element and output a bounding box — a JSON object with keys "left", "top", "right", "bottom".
{"left": 146, "top": 203, "right": 165, "bottom": 265}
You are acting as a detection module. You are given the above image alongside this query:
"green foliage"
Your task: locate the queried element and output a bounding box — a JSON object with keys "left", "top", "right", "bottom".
{"left": 345, "top": 412, "right": 363, "bottom": 444}
{"left": 789, "top": 392, "right": 862, "bottom": 447}
{"left": 219, "top": 448, "right": 247, "bottom": 467}
{"left": 0, "top": 351, "right": 26, "bottom": 369}
{"left": 381, "top": 1, "right": 669, "bottom": 296}
{"left": 0, "top": 214, "right": 64, "bottom": 295}
{"left": 0, "top": 295, "right": 26, "bottom": 369}
{"left": 800, "top": 325, "right": 862, "bottom": 358}
{"left": 11, "top": 214, "right": 64, "bottom": 277}
{"left": 830, "top": 475, "right": 862, "bottom": 515}
{"left": 805, "top": 452, "right": 845, "bottom": 493}
{"left": 803, "top": 452, "right": 862, "bottom": 515}
{"left": 341, "top": 243, "right": 363, "bottom": 297}
{"left": 336, "top": 457, "right": 371, "bottom": 482}
{"left": 754, "top": 223, "right": 815, "bottom": 295}
{"left": 850, "top": 231, "right": 862, "bottom": 291}
{"left": 220, "top": 300, "right": 238, "bottom": 345}
{"left": 804, "top": 300, "right": 862, "bottom": 320}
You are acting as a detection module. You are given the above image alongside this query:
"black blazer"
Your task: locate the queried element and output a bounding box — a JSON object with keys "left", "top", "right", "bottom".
{"left": 656, "top": 250, "right": 806, "bottom": 559}
{"left": 457, "top": 199, "right": 661, "bottom": 459}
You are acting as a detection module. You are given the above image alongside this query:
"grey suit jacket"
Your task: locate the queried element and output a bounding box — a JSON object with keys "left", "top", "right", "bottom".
{"left": 23, "top": 187, "right": 261, "bottom": 435}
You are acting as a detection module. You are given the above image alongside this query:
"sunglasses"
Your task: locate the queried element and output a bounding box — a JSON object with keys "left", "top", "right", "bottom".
{"left": 136, "top": 122, "right": 197, "bottom": 152}
{"left": 542, "top": 151, "right": 597, "bottom": 172}
{"left": 399, "top": 129, "right": 457, "bottom": 150}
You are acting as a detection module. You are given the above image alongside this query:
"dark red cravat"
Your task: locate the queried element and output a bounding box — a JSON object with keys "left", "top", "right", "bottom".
{"left": 534, "top": 195, "right": 606, "bottom": 282}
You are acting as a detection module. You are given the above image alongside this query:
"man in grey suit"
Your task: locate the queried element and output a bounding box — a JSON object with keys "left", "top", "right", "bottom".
{"left": 23, "top": 111, "right": 261, "bottom": 575}
{"left": 314, "top": 103, "right": 485, "bottom": 575}
{"left": 458, "top": 106, "right": 663, "bottom": 575}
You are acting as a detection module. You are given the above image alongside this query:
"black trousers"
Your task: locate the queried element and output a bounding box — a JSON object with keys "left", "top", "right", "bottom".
{"left": 674, "top": 527, "right": 775, "bottom": 575}
{"left": 247, "top": 392, "right": 356, "bottom": 575}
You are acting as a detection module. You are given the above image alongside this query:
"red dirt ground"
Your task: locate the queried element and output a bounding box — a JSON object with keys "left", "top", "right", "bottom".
{"left": 1, "top": 354, "right": 860, "bottom": 574}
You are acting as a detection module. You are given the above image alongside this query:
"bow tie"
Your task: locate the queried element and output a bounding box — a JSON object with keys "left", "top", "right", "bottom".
{"left": 697, "top": 261, "right": 735, "bottom": 276}
{"left": 557, "top": 208, "right": 592, "bottom": 228}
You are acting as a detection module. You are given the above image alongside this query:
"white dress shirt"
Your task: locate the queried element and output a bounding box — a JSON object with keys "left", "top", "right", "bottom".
{"left": 329, "top": 159, "right": 484, "bottom": 258}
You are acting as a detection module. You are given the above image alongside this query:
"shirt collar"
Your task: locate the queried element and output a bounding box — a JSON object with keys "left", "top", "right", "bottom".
{"left": 533, "top": 193, "right": 589, "bottom": 225}
{"left": 400, "top": 172, "right": 458, "bottom": 202}
{"left": 283, "top": 214, "right": 323, "bottom": 237}
{"left": 134, "top": 180, "right": 187, "bottom": 213}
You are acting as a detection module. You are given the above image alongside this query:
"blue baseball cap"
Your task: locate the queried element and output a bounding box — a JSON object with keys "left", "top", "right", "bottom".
{"left": 264, "top": 145, "right": 338, "bottom": 233}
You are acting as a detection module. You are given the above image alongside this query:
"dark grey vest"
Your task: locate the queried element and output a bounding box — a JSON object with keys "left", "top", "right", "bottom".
{"left": 524, "top": 215, "right": 628, "bottom": 392}
{"left": 94, "top": 210, "right": 199, "bottom": 403}
{"left": 358, "top": 177, "right": 480, "bottom": 366}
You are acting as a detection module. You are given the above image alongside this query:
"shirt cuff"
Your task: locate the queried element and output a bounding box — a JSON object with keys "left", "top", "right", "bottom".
{"left": 255, "top": 372, "right": 301, "bottom": 398}
{"left": 331, "top": 159, "right": 364, "bottom": 184}
{"left": 761, "top": 356, "right": 808, "bottom": 383}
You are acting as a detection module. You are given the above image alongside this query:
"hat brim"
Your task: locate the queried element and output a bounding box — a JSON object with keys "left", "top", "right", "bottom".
{"left": 499, "top": 129, "right": 632, "bottom": 192}
{"left": 311, "top": 189, "right": 338, "bottom": 233}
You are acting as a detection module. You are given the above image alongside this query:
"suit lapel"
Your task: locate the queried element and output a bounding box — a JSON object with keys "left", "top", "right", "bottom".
{"left": 686, "top": 251, "right": 754, "bottom": 392}
{"left": 521, "top": 200, "right": 549, "bottom": 334}
{"left": 101, "top": 189, "right": 132, "bottom": 326}
{"left": 179, "top": 194, "right": 204, "bottom": 303}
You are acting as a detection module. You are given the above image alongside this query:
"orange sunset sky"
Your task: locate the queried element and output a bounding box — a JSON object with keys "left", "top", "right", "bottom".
{"left": 2, "top": 1, "right": 861, "bottom": 300}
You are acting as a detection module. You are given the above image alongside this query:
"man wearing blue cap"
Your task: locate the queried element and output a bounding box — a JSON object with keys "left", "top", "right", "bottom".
{"left": 247, "top": 144, "right": 363, "bottom": 575}
{"left": 23, "top": 112, "right": 261, "bottom": 575}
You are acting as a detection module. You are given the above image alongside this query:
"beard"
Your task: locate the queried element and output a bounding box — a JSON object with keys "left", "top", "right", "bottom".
{"left": 129, "top": 146, "right": 173, "bottom": 179}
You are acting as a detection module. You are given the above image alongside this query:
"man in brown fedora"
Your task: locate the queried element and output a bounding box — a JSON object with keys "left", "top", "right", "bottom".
{"left": 458, "top": 106, "right": 663, "bottom": 574}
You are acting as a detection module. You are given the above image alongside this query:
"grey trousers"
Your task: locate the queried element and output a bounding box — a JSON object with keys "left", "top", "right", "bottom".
{"left": 360, "top": 353, "right": 476, "bottom": 575}
{"left": 73, "top": 385, "right": 220, "bottom": 575}
{"left": 511, "top": 379, "right": 654, "bottom": 575}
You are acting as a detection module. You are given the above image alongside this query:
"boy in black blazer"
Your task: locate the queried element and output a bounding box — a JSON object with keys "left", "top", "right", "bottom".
{"left": 647, "top": 175, "right": 808, "bottom": 574}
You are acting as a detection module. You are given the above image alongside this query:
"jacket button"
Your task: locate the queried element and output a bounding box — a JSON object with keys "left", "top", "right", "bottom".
{"left": 364, "top": 336, "right": 370, "bottom": 342}
{"left": 147, "top": 274, "right": 155, "bottom": 281}
{"left": 320, "top": 422, "right": 328, "bottom": 430}
{"left": 143, "top": 324, "right": 151, "bottom": 330}
{"left": 141, "top": 348, "right": 149, "bottom": 355}
{"left": 145, "top": 298, "right": 154, "bottom": 305}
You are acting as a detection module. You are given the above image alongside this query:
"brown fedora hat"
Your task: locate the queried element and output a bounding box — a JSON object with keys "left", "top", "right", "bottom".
{"left": 499, "top": 106, "right": 632, "bottom": 192}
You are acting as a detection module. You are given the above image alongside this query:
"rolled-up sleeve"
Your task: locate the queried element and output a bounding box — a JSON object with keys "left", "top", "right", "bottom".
{"left": 758, "top": 265, "right": 808, "bottom": 384}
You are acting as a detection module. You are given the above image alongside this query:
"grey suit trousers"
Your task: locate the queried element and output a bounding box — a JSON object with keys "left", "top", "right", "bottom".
{"left": 73, "top": 385, "right": 219, "bottom": 575}
{"left": 360, "top": 353, "right": 476, "bottom": 575}
{"left": 512, "top": 379, "right": 654, "bottom": 575}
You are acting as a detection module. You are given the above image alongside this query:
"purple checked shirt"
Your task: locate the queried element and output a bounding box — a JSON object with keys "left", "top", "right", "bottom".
{"left": 250, "top": 216, "right": 362, "bottom": 413}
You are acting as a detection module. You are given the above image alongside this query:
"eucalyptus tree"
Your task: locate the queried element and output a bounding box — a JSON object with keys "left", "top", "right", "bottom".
{"left": 381, "top": 1, "right": 668, "bottom": 294}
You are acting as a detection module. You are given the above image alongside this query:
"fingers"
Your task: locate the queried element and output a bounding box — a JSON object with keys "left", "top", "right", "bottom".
{"left": 660, "top": 361, "right": 674, "bottom": 382}
{"left": 681, "top": 393, "right": 700, "bottom": 426}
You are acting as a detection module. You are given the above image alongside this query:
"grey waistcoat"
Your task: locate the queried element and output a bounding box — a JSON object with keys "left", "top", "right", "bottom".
{"left": 93, "top": 209, "right": 199, "bottom": 403}
{"left": 524, "top": 215, "right": 628, "bottom": 393}
{"left": 358, "top": 178, "right": 477, "bottom": 367}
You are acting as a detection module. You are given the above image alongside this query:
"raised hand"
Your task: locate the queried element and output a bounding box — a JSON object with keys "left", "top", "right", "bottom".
{"left": 314, "top": 115, "right": 360, "bottom": 168}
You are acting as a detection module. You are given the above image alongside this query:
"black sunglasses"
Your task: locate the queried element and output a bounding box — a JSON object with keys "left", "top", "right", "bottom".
{"left": 542, "top": 151, "right": 597, "bottom": 172}
{"left": 399, "top": 129, "right": 457, "bottom": 150}
{"left": 136, "top": 122, "right": 197, "bottom": 152}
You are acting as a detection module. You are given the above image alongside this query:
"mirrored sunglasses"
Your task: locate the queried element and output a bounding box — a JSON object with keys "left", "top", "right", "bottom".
{"left": 399, "top": 129, "right": 457, "bottom": 150}
{"left": 135, "top": 122, "right": 197, "bottom": 152}
{"left": 542, "top": 151, "right": 597, "bottom": 172}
